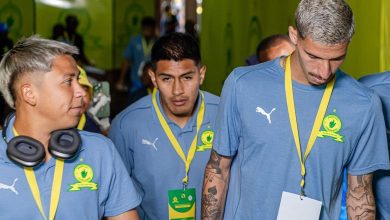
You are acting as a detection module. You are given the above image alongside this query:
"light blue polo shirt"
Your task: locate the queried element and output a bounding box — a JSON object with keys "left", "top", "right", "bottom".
{"left": 0, "top": 116, "right": 141, "bottom": 219}
{"left": 213, "top": 58, "right": 390, "bottom": 220}
{"left": 359, "top": 72, "right": 390, "bottom": 220}
{"left": 109, "top": 90, "right": 220, "bottom": 220}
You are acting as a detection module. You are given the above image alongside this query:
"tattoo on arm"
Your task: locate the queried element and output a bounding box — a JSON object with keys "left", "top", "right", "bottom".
{"left": 347, "top": 174, "right": 375, "bottom": 220}
{"left": 201, "top": 150, "right": 232, "bottom": 220}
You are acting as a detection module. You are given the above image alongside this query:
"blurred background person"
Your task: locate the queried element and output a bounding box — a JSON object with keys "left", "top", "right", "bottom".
{"left": 245, "top": 34, "right": 295, "bottom": 65}
{"left": 116, "top": 16, "right": 156, "bottom": 95}
{"left": 128, "top": 61, "right": 155, "bottom": 105}
{"left": 64, "top": 14, "right": 91, "bottom": 65}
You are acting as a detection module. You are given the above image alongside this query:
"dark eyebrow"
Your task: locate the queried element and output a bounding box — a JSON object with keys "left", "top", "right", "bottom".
{"left": 180, "top": 71, "right": 195, "bottom": 77}
{"left": 157, "top": 71, "right": 195, "bottom": 77}
{"left": 304, "top": 49, "right": 346, "bottom": 61}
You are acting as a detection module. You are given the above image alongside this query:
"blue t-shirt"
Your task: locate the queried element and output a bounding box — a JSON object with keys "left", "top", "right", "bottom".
{"left": 109, "top": 91, "right": 220, "bottom": 220}
{"left": 123, "top": 34, "right": 154, "bottom": 91}
{"left": 359, "top": 72, "right": 390, "bottom": 220}
{"left": 0, "top": 117, "right": 141, "bottom": 219}
{"left": 213, "top": 58, "right": 390, "bottom": 220}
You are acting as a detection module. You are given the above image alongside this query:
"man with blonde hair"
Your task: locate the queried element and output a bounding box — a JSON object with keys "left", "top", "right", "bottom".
{"left": 0, "top": 35, "right": 140, "bottom": 219}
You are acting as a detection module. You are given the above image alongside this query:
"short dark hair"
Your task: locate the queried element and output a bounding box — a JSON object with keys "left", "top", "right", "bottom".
{"left": 151, "top": 32, "right": 201, "bottom": 68}
{"left": 141, "top": 16, "right": 156, "bottom": 28}
{"left": 256, "top": 34, "right": 292, "bottom": 60}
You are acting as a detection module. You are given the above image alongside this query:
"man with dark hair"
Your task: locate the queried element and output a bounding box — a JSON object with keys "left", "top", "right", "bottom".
{"left": 202, "top": 0, "right": 390, "bottom": 219}
{"left": 109, "top": 32, "right": 219, "bottom": 219}
{"left": 256, "top": 34, "right": 295, "bottom": 63}
{"left": 245, "top": 34, "right": 295, "bottom": 65}
{"left": 359, "top": 72, "right": 390, "bottom": 220}
{"left": 0, "top": 35, "right": 140, "bottom": 219}
{"left": 117, "top": 16, "right": 157, "bottom": 94}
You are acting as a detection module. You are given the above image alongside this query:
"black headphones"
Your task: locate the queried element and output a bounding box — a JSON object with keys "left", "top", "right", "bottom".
{"left": 2, "top": 113, "right": 81, "bottom": 167}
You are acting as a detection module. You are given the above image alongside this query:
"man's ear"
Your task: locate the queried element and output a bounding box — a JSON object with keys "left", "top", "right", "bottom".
{"left": 288, "top": 26, "right": 298, "bottom": 45}
{"left": 20, "top": 84, "right": 36, "bottom": 106}
{"left": 148, "top": 69, "right": 158, "bottom": 89}
{"left": 199, "top": 65, "right": 206, "bottom": 85}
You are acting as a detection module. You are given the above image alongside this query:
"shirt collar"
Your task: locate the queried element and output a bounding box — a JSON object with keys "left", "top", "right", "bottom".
{"left": 151, "top": 90, "right": 210, "bottom": 131}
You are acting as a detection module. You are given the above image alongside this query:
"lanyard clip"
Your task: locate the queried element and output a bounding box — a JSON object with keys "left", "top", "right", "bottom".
{"left": 300, "top": 188, "right": 306, "bottom": 200}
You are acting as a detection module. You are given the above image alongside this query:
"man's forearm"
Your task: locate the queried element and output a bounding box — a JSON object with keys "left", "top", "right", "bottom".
{"left": 201, "top": 150, "right": 231, "bottom": 220}
{"left": 347, "top": 174, "right": 375, "bottom": 220}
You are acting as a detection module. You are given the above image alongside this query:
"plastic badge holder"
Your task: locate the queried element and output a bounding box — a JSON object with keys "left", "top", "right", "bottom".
{"left": 92, "top": 81, "right": 110, "bottom": 118}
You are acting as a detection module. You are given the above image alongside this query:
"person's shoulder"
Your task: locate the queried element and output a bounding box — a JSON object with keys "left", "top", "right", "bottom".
{"left": 111, "top": 95, "right": 153, "bottom": 126}
{"left": 229, "top": 58, "right": 282, "bottom": 83}
{"left": 201, "top": 90, "right": 220, "bottom": 106}
{"left": 79, "top": 130, "right": 116, "bottom": 154}
{"left": 337, "top": 71, "right": 372, "bottom": 93}
{"left": 337, "top": 70, "right": 381, "bottom": 106}
{"left": 359, "top": 71, "right": 390, "bottom": 88}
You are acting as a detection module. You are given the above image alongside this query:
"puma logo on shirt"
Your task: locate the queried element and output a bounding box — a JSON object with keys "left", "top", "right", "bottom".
{"left": 256, "top": 107, "right": 276, "bottom": 124}
{"left": 0, "top": 178, "right": 18, "bottom": 195}
{"left": 142, "top": 138, "right": 158, "bottom": 151}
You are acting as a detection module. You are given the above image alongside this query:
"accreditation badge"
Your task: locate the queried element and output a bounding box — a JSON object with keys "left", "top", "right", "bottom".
{"left": 277, "top": 191, "right": 322, "bottom": 220}
{"left": 168, "top": 188, "right": 196, "bottom": 220}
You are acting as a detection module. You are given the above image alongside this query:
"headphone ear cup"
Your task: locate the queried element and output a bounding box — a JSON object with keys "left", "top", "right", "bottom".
{"left": 6, "top": 136, "right": 46, "bottom": 167}
{"left": 49, "top": 128, "right": 81, "bottom": 159}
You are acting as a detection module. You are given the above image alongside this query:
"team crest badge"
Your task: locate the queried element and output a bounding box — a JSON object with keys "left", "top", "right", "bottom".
{"left": 317, "top": 114, "right": 344, "bottom": 143}
{"left": 196, "top": 130, "right": 214, "bottom": 152}
{"left": 68, "top": 164, "right": 98, "bottom": 191}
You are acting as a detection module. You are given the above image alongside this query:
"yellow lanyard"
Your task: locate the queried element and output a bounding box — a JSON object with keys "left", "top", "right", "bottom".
{"left": 141, "top": 37, "right": 153, "bottom": 58}
{"left": 284, "top": 56, "right": 335, "bottom": 195}
{"left": 152, "top": 89, "right": 205, "bottom": 186}
{"left": 13, "top": 128, "right": 64, "bottom": 220}
{"left": 77, "top": 113, "right": 86, "bottom": 130}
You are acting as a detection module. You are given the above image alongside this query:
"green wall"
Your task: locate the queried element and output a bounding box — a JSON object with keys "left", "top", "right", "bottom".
{"left": 114, "top": 0, "right": 155, "bottom": 68}
{"left": 0, "top": 0, "right": 154, "bottom": 70}
{"left": 201, "top": 0, "right": 386, "bottom": 95}
{"left": 0, "top": 0, "right": 34, "bottom": 40}
{"left": 35, "top": 0, "right": 113, "bottom": 69}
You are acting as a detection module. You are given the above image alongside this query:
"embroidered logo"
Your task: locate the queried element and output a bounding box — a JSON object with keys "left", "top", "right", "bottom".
{"left": 68, "top": 164, "right": 98, "bottom": 191}
{"left": 0, "top": 178, "right": 18, "bottom": 195}
{"left": 256, "top": 107, "right": 276, "bottom": 124}
{"left": 317, "top": 114, "right": 344, "bottom": 143}
{"left": 196, "top": 130, "right": 214, "bottom": 152}
{"left": 142, "top": 138, "right": 158, "bottom": 151}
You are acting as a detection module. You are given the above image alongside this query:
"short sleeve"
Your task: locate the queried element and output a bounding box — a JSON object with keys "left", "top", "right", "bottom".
{"left": 212, "top": 70, "right": 242, "bottom": 157}
{"left": 103, "top": 140, "right": 141, "bottom": 217}
{"left": 347, "top": 93, "right": 390, "bottom": 175}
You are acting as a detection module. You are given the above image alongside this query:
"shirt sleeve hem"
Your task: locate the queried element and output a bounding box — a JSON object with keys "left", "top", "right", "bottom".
{"left": 213, "top": 147, "right": 236, "bottom": 157}
{"left": 348, "top": 163, "right": 390, "bottom": 176}
{"left": 104, "top": 197, "right": 142, "bottom": 217}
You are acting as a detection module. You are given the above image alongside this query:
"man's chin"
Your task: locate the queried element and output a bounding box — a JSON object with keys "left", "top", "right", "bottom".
{"left": 172, "top": 109, "right": 193, "bottom": 118}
